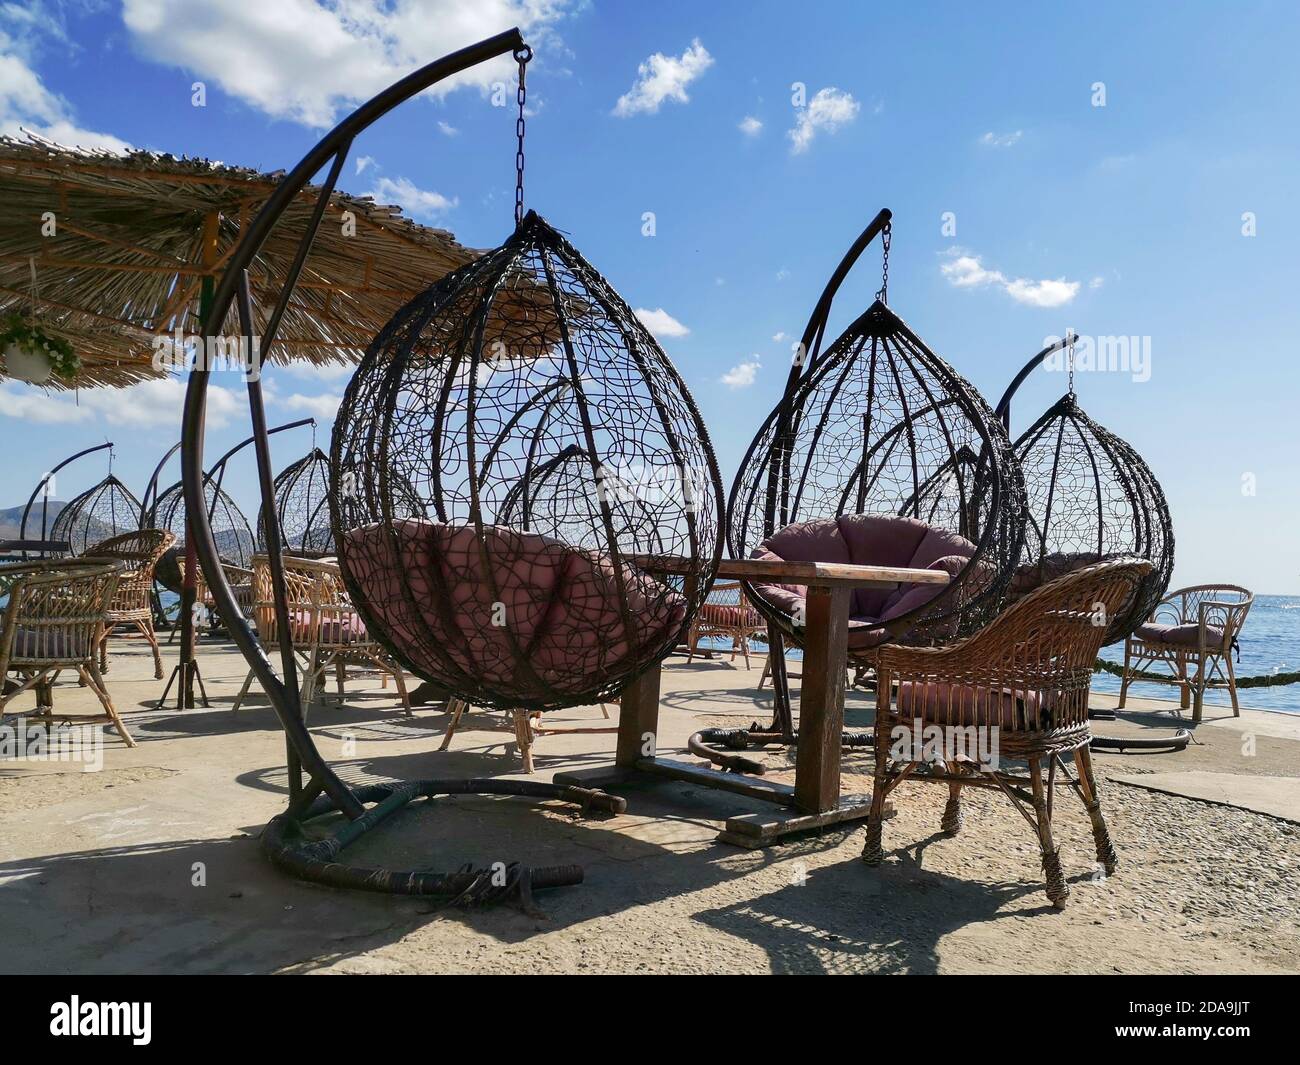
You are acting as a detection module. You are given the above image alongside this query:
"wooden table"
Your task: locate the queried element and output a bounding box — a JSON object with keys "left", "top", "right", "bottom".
{"left": 554, "top": 557, "right": 950, "bottom": 848}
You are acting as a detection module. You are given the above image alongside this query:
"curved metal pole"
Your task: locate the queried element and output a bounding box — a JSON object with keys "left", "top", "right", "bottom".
{"left": 139, "top": 441, "right": 182, "bottom": 527}
{"left": 181, "top": 28, "right": 527, "bottom": 822}
{"left": 994, "top": 331, "right": 1078, "bottom": 434}
{"left": 19, "top": 441, "right": 113, "bottom": 542}
{"left": 205, "top": 418, "right": 316, "bottom": 493}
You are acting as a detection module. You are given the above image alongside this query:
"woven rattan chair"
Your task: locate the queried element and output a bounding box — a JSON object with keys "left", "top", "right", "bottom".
{"left": 1118, "top": 584, "right": 1253, "bottom": 723}
{"left": 85, "top": 529, "right": 175, "bottom": 679}
{"left": 863, "top": 558, "right": 1152, "bottom": 908}
{"left": 684, "top": 581, "right": 764, "bottom": 668}
{"left": 232, "top": 554, "right": 411, "bottom": 715}
{"left": 0, "top": 559, "right": 133, "bottom": 746}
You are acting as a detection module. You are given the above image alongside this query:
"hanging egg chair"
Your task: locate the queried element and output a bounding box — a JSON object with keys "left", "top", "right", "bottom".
{"left": 1007, "top": 388, "right": 1173, "bottom": 644}
{"left": 50, "top": 474, "right": 142, "bottom": 555}
{"left": 150, "top": 477, "right": 256, "bottom": 593}
{"left": 331, "top": 209, "right": 724, "bottom": 712}
{"left": 729, "top": 214, "right": 1026, "bottom": 660}
{"left": 259, "top": 448, "right": 333, "bottom": 556}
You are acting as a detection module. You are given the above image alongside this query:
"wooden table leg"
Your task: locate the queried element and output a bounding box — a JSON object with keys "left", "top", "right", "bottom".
{"left": 615, "top": 659, "right": 662, "bottom": 768}
{"left": 793, "top": 584, "right": 850, "bottom": 814}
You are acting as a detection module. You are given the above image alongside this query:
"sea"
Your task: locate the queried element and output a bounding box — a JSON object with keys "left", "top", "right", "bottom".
{"left": 699, "top": 593, "right": 1300, "bottom": 715}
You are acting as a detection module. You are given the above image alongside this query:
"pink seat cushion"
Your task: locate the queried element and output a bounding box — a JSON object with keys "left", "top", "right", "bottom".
{"left": 341, "top": 520, "right": 686, "bottom": 701}
{"left": 750, "top": 514, "right": 975, "bottom": 643}
{"left": 698, "top": 603, "right": 759, "bottom": 629}
{"left": 896, "top": 681, "right": 1046, "bottom": 730}
{"left": 1010, "top": 552, "right": 1101, "bottom": 598}
{"left": 290, "top": 609, "right": 367, "bottom": 645}
{"left": 1135, "top": 621, "right": 1226, "bottom": 648}
{"left": 9, "top": 627, "right": 91, "bottom": 660}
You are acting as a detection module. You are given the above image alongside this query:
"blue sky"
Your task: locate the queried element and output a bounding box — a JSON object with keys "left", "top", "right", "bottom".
{"left": 2, "top": 0, "right": 1298, "bottom": 593}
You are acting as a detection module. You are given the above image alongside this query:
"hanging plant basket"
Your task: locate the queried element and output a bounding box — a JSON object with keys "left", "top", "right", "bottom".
{"left": 0, "top": 315, "right": 80, "bottom": 383}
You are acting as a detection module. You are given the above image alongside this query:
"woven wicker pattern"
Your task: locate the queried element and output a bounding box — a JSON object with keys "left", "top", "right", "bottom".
{"left": 729, "top": 299, "right": 1025, "bottom": 655}
{"left": 149, "top": 477, "right": 256, "bottom": 592}
{"left": 233, "top": 554, "right": 410, "bottom": 715}
{"left": 50, "top": 474, "right": 142, "bottom": 556}
{"left": 1011, "top": 392, "right": 1173, "bottom": 642}
{"left": 330, "top": 210, "right": 723, "bottom": 712}
{"left": 1119, "top": 583, "right": 1253, "bottom": 722}
{"left": 0, "top": 558, "right": 133, "bottom": 745}
{"left": 259, "top": 448, "right": 333, "bottom": 556}
{"left": 863, "top": 558, "right": 1151, "bottom": 908}
{"left": 84, "top": 528, "right": 175, "bottom": 679}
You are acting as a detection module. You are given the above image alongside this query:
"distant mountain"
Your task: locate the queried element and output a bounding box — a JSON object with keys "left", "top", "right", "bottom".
{"left": 0, "top": 500, "right": 67, "bottom": 541}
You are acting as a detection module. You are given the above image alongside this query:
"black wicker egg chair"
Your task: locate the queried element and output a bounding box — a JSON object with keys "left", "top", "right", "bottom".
{"left": 150, "top": 477, "right": 255, "bottom": 593}
{"left": 998, "top": 353, "right": 1173, "bottom": 643}
{"left": 50, "top": 474, "right": 143, "bottom": 555}
{"left": 729, "top": 214, "right": 1025, "bottom": 675}
{"left": 259, "top": 448, "right": 333, "bottom": 557}
{"left": 330, "top": 208, "right": 724, "bottom": 714}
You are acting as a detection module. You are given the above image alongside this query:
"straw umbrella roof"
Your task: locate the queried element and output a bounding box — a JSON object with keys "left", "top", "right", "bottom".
{"left": 0, "top": 132, "right": 488, "bottom": 388}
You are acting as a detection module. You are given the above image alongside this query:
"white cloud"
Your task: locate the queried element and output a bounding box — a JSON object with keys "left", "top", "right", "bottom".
{"left": 0, "top": 38, "right": 129, "bottom": 151}
{"left": 0, "top": 377, "right": 240, "bottom": 429}
{"left": 613, "top": 38, "right": 713, "bottom": 117}
{"left": 772, "top": 331, "right": 787, "bottom": 342}
{"left": 1089, "top": 276, "right": 1105, "bottom": 290}
{"left": 634, "top": 307, "right": 690, "bottom": 339}
{"left": 775, "top": 268, "right": 790, "bottom": 281}
{"left": 788, "top": 87, "right": 859, "bottom": 154}
{"left": 720, "top": 359, "right": 760, "bottom": 389}
{"left": 437, "top": 120, "right": 458, "bottom": 136}
{"left": 121, "top": 0, "right": 574, "bottom": 129}
{"left": 0, "top": 382, "right": 93, "bottom": 424}
{"left": 366, "top": 175, "right": 456, "bottom": 219}
{"left": 355, "top": 155, "right": 375, "bottom": 175}
{"left": 979, "top": 130, "right": 1023, "bottom": 148}
{"left": 281, "top": 391, "right": 343, "bottom": 419}
{"left": 940, "top": 248, "right": 1080, "bottom": 308}
{"left": 738, "top": 115, "right": 762, "bottom": 136}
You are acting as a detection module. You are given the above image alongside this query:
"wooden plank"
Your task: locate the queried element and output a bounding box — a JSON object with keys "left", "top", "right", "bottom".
{"left": 794, "top": 584, "right": 850, "bottom": 813}
{"left": 615, "top": 663, "right": 662, "bottom": 768}
{"left": 628, "top": 554, "right": 950, "bottom": 588}
{"left": 634, "top": 757, "right": 796, "bottom": 806}
{"left": 718, "top": 797, "right": 894, "bottom": 848}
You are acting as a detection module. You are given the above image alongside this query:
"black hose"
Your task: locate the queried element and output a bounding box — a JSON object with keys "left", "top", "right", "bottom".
{"left": 687, "top": 726, "right": 875, "bottom": 775}
{"left": 1090, "top": 729, "right": 1192, "bottom": 754}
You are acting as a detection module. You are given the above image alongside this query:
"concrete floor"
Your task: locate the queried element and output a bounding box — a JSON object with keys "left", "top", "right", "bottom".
{"left": 1, "top": 632, "right": 1297, "bottom": 974}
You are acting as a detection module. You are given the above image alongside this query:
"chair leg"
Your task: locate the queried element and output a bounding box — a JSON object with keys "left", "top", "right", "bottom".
{"left": 1192, "top": 654, "right": 1206, "bottom": 724}
{"left": 137, "top": 618, "right": 165, "bottom": 680}
{"left": 335, "top": 660, "right": 346, "bottom": 696}
{"left": 758, "top": 656, "right": 770, "bottom": 689}
{"left": 862, "top": 678, "right": 893, "bottom": 865}
{"left": 232, "top": 667, "right": 256, "bottom": 713}
{"left": 1225, "top": 651, "right": 1241, "bottom": 717}
{"left": 1073, "top": 745, "right": 1118, "bottom": 876}
{"left": 1117, "top": 640, "right": 1133, "bottom": 708}
{"left": 389, "top": 662, "right": 411, "bottom": 716}
{"left": 1177, "top": 653, "right": 1191, "bottom": 711}
{"left": 513, "top": 708, "right": 535, "bottom": 774}
{"left": 599, "top": 702, "right": 610, "bottom": 719}
{"left": 740, "top": 636, "right": 751, "bottom": 670}
{"left": 941, "top": 780, "right": 963, "bottom": 836}
{"left": 439, "top": 697, "right": 468, "bottom": 751}
{"left": 99, "top": 632, "right": 109, "bottom": 674}
{"left": 684, "top": 622, "right": 698, "bottom": 664}
{"left": 1029, "top": 756, "right": 1068, "bottom": 908}
{"left": 79, "top": 663, "right": 135, "bottom": 748}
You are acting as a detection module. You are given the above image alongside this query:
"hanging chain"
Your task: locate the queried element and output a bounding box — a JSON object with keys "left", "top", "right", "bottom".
{"left": 514, "top": 45, "right": 532, "bottom": 226}
{"left": 1067, "top": 330, "right": 1076, "bottom": 394}
{"left": 875, "top": 222, "right": 892, "bottom": 303}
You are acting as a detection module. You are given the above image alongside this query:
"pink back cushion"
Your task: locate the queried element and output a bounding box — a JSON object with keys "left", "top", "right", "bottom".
{"left": 341, "top": 519, "right": 685, "bottom": 702}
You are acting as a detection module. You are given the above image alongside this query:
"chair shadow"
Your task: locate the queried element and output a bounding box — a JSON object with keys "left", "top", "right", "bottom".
{"left": 692, "top": 834, "right": 1044, "bottom": 974}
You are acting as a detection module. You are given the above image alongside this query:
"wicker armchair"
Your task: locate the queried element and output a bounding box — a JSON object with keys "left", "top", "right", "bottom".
{"left": 85, "top": 529, "right": 175, "bottom": 679}
{"left": 684, "top": 581, "right": 764, "bottom": 668}
{"left": 232, "top": 554, "right": 410, "bottom": 715}
{"left": 0, "top": 559, "right": 133, "bottom": 746}
{"left": 863, "top": 558, "right": 1152, "bottom": 908}
{"left": 1118, "top": 584, "right": 1253, "bottom": 723}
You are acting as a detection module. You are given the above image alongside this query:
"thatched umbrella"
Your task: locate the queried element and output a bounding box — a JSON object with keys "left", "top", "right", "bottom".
{"left": 0, "top": 132, "right": 488, "bottom": 707}
{"left": 0, "top": 131, "right": 485, "bottom": 387}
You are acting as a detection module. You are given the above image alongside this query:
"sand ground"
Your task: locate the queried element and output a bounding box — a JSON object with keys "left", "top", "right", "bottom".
{"left": 1, "top": 633, "right": 1297, "bottom": 975}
